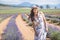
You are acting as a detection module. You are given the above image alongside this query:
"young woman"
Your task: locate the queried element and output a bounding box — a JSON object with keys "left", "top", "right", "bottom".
{"left": 28, "top": 6, "right": 48, "bottom": 40}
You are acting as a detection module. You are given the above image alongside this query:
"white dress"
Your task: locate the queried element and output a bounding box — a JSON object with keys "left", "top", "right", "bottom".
{"left": 34, "top": 13, "right": 47, "bottom": 40}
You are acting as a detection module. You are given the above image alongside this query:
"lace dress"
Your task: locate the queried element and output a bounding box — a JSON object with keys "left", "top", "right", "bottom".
{"left": 34, "top": 13, "right": 47, "bottom": 40}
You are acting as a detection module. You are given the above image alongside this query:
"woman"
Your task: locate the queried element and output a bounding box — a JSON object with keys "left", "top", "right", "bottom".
{"left": 28, "top": 6, "right": 48, "bottom": 40}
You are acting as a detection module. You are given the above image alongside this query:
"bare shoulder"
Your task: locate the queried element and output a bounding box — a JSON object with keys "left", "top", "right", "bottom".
{"left": 40, "top": 11, "right": 44, "bottom": 16}
{"left": 40, "top": 11, "right": 43, "bottom": 13}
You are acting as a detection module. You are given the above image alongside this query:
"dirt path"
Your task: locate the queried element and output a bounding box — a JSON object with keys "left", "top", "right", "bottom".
{"left": 0, "top": 16, "right": 12, "bottom": 39}
{"left": 0, "top": 14, "right": 60, "bottom": 40}
{"left": 2, "top": 14, "right": 23, "bottom": 40}
{"left": 0, "top": 17, "right": 12, "bottom": 34}
{"left": 16, "top": 14, "right": 34, "bottom": 40}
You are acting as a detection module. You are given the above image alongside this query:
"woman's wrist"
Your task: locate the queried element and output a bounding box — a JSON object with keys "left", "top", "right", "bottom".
{"left": 46, "top": 28, "right": 48, "bottom": 32}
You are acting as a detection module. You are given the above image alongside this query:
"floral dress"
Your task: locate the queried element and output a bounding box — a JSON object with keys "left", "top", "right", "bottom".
{"left": 34, "top": 13, "right": 47, "bottom": 40}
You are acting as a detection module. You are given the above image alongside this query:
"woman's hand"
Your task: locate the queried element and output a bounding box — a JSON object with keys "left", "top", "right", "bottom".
{"left": 25, "top": 14, "right": 29, "bottom": 18}
{"left": 25, "top": 14, "right": 31, "bottom": 21}
{"left": 46, "top": 27, "right": 48, "bottom": 32}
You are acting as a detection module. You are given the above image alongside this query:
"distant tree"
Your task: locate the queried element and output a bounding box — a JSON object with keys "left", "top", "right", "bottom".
{"left": 35, "top": 5, "right": 39, "bottom": 7}
{"left": 55, "top": 6, "right": 57, "bottom": 9}
{"left": 40, "top": 6, "right": 43, "bottom": 9}
{"left": 46, "top": 5, "right": 50, "bottom": 9}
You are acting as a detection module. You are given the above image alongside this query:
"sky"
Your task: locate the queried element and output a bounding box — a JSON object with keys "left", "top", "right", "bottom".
{"left": 0, "top": 0, "right": 60, "bottom": 5}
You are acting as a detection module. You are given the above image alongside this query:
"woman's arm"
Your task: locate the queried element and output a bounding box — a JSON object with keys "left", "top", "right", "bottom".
{"left": 25, "top": 14, "right": 31, "bottom": 20}
{"left": 25, "top": 14, "right": 38, "bottom": 36}
{"left": 41, "top": 12, "right": 48, "bottom": 32}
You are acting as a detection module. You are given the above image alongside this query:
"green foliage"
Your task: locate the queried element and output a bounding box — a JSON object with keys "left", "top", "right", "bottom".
{"left": 28, "top": 23, "right": 32, "bottom": 26}
{"left": 40, "top": 6, "right": 43, "bottom": 9}
{"left": 46, "top": 19, "right": 50, "bottom": 21}
{"left": 26, "top": 20, "right": 29, "bottom": 23}
{"left": 50, "top": 32, "right": 60, "bottom": 40}
{"left": 51, "top": 20, "right": 58, "bottom": 23}
{"left": 57, "top": 22, "right": 60, "bottom": 25}
{"left": 46, "top": 5, "right": 50, "bottom": 9}
{"left": 23, "top": 18, "right": 26, "bottom": 21}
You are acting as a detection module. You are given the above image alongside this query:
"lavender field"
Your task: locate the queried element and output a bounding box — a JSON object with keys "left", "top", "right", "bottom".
{"left": 0, "top": 6, "right": 60, "bottom": 40}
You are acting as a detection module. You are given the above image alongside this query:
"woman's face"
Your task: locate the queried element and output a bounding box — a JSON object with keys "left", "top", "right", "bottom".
{"left": 33, "top": 8, "right": 38, "bottom": 14}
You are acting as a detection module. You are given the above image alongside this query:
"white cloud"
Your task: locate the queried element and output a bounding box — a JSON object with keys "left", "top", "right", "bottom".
{"left": 29, "top": 0, "right": 60, "bottom": 5}
{"left": 0, "top": 0, "right": 22, "bottom": 5}
{"left": 0, "top": 0, "right": 60, "bottom": 5}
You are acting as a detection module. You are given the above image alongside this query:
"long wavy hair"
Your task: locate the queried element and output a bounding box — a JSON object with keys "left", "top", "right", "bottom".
{"left": 30, "top": 7, "right": 38, "bottom": 22}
